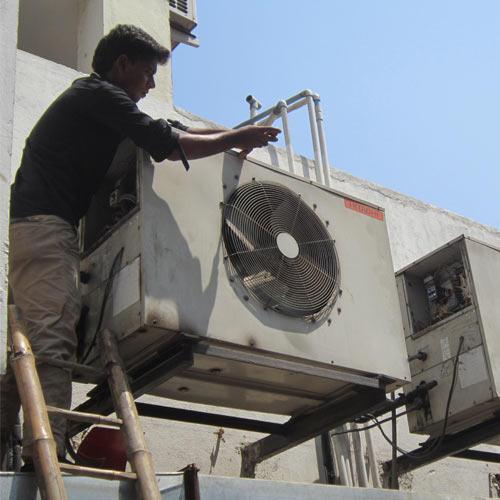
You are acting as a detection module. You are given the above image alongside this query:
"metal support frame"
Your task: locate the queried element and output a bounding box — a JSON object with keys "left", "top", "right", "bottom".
{"left": 389, "top": 391, "right": 399, "bottom": 489}
{"left": 181, "top": 463, "right": 200, "bottom": 500}
{"left": 135, "top": 402, "right": 285, "bottom": 435}
{"left": 240, "top": 386, "right": 387, "bottom": 478}
{"left": 69, "top": 334, "right": 393, "bottom": 480}
{"left": 320, "top": 432, "right": 338, "bottom": 484}
{"left": 384, "top": 416, "right": 500, "bottom": 475}
{"left": 453, "top": 449, "right": 500, "bottom": 463}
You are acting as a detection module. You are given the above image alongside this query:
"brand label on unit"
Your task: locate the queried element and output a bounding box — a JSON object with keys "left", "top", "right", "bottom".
{"left": 344, "top": 198, "right": 384, "bottom": 220}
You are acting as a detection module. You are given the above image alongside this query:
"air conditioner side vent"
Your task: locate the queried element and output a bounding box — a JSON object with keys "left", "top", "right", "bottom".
{"left": 169, "top": 0, "right": 197, "bottom": 33}
{"left": 169, "top": 0, "right": 189, "bottom": 15}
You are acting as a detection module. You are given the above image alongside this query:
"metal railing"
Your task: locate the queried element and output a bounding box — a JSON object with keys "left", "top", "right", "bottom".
{"left": 234, "top": 90, "right": 331, "bottom": 187}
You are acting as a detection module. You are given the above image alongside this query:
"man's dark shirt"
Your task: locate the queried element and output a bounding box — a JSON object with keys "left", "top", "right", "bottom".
{"left": 10, "top": 74, "right": 179, "bottom": 226}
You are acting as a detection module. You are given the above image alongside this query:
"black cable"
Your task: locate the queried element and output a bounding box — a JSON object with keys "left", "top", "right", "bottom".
{"left": 79, "top": 247, "right": 124, "bottom": 363}
{"left": 373, "top": 335, "right": 465, "bottom": 460}
{"left": 329, "top": 408, "right": 417, "bottom": 436}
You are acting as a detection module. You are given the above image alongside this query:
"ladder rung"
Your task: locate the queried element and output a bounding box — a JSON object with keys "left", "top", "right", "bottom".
{"left": 60, "top": 462, "right": 137, "bottom": 481}
{"left": 37, "top": 355, "right": 103, "bottom": 378}
{"left": 46, "top": 405, "right": 122, "bottom": 427}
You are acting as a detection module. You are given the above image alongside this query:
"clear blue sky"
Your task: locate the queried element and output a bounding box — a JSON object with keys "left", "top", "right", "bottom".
{"left": 172, "top": 1, "right": 499, "bottom": 230}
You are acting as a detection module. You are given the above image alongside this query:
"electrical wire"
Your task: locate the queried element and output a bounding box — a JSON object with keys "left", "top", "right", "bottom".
{"left": 372, "top": 335, "right": 465, "bottom": 460}
{"left": 329, "top": 408, "right": 417, "bottom": 436}
{"left": 79, "top": 247, "right": 124, "bottom": 363}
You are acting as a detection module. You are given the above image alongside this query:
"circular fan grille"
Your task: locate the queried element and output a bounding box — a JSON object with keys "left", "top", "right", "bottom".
{"left": 222, "top": 181, "right": 340, "bottom": 321}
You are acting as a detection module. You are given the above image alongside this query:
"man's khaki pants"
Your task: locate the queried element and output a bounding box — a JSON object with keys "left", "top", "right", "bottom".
{"left": 1, "top": 215, "right": 81, "bottom": 461}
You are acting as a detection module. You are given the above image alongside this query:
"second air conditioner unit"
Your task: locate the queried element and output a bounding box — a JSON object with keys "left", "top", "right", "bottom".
{"left": 396, "top": 236, "right": 500, "bottom": 438}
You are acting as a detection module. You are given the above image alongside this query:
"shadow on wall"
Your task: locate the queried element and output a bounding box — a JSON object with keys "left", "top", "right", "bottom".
{"left": 141, "top": 155, "right": 221, "bottom": 337}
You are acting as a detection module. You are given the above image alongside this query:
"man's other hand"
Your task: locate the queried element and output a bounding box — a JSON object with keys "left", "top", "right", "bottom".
{"left": 234, "top": 126, "right": 281, "bottom": 150}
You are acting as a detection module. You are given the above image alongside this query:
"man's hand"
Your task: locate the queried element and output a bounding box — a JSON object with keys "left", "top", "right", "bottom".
{"left": 234, "top": 125, "right": 281, "bottom": 159}
{"left": 233, "top": 125, "right": 281, "bottom": 149}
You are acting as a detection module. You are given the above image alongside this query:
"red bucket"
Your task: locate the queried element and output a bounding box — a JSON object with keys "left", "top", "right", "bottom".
{"left": 76, "top": 426, "right": 127, "bottom": 471}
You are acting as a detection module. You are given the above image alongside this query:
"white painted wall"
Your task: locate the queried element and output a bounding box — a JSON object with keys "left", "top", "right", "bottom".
{"left": 100, "top": 0, "right": 173, "bottom": 104}
{"left": 76, "top": 0, "right": 104, "bottom": 75}
{"left": 6, "top": 24, "right": 500, "bottom": 500}
{"left": 17, "top": 0, "right": 173, "bottom": 105}
{"left": 18, "top": 0, "right": 78, "bottom": 69}
{"left": 0, "top": 0, "right": 19, "bottom": 375}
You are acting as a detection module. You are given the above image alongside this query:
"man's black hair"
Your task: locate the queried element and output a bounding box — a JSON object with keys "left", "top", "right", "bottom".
{"left": 92, "top": 24, "right": 170, "bottom": 75}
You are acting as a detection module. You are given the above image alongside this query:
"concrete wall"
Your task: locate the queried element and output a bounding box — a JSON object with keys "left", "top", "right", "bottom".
{"left": 0, "top": 0, "right": 19, "bottom": 375}
{"left": 18, "top": 0, "right": 78, "bottom": 69}
{"left": 75, "top": 0, "right": 174, "bottom": 89}
{"left": 16, "top": 0, "right": 173, "bottom": 105}
{"left": 7, "top": 37, "right": 500, "bottom": 500}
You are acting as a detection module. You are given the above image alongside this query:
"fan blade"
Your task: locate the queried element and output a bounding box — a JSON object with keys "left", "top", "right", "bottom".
{"left": 225, "top": 219, "right": 255, "bottom": 252}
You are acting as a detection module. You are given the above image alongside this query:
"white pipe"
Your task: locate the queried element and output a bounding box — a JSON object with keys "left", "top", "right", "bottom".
{"left": 257, "top": 112, "right": 280, "bottom": 127}
{"left": 277, "top": 101, "right": 295, "bottom": 174}
{"left": 236, "top": 90, "right": 306, "bottom": 128}
{"left": 246, "top": 94, "right": 262, "bottom": 118}
{"left": 305, "top": 93, "right": 324, "bottom": 184}
{"left": 351, "top": 423, "right": 369, "bottom": 487}
{"left": 332, "top": 438, "right": 351, "bottom": 486}
{"left": 332, "top": 427, "right": 353, "bottom": 487}
{"left": 365, "top": 429, "right": 382, "bottom": 488}
{"left": 286, "top": 97, "right": 307, "bottom": 113}
{"left": 313, "top": 96, "right": 331, "bottom": 187}
{"left": 345, "top": 453, "right": 355, "bottom": 487}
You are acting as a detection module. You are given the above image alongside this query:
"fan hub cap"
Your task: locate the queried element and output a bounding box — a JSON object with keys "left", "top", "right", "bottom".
{"left": 276, "top": 232, "right": 299, "bottom": 259}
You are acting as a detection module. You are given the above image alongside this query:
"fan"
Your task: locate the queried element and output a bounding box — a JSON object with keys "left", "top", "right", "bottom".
{"left": 222, "top": 181, "right": 340, "bottom": 321}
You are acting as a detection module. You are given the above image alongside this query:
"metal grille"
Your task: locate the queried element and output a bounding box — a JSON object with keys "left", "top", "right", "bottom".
{"left": 169, "top": 0, "right": 189, "bottom": 14}
{"left": 222, "top": 181, "right": 340, "bottom": 321}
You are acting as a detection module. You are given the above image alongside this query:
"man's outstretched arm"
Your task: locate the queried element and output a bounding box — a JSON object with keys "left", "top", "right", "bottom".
{"left": 167, "top": 119, "right": 226, "bottom": 136}
{"left": 167, "top": 125, "right": 281, "bottom": 161}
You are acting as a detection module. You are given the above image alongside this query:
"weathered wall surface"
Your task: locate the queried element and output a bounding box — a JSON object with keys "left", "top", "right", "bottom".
{"left": 0, "top": 0, "right": 19, "bottom": 375}
{"left": 9, "top": 51, "right": 500, "bottom": 498}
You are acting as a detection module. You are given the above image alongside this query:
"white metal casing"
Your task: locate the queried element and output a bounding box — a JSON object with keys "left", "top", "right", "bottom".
{"left": 80, "top": 149, "right": 409, "bottom": 414}
{"left": 396, "top": 236, "right": 500, "bottom": 437}
{"left": 168, "top": 0, "right": 197, "bottom": 32}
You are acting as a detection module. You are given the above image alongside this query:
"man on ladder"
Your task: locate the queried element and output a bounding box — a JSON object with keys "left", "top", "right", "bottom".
{"left": 1, "top": 23, "right": 280, "bottom": 470}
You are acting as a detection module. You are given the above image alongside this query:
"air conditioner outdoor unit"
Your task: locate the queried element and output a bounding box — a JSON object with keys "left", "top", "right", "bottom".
{"left": 78, "top": 144, "right": 409, "bottom": 417}
{"left": 395, "top": 236, "right": 500, "bottom": 438}
{"left": 168, "top": 0, "right": 197, "bottom": 32}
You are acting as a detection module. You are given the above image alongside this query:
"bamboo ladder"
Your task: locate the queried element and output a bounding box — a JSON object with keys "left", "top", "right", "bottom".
{"left": 7, "top": 305, "right": 162, "bottom": 500}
